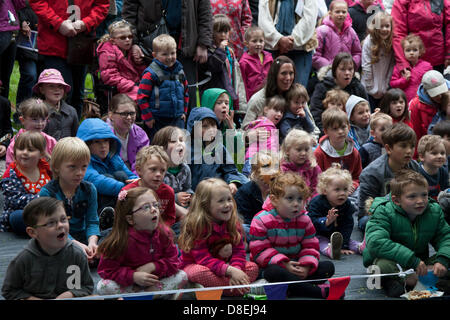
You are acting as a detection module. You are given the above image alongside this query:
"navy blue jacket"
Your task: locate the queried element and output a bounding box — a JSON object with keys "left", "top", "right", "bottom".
{"left": 234, "top": 180, "right": 264, "bottom": 225}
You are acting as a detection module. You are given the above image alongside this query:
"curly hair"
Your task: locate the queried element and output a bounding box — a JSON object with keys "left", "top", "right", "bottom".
{"left": 316, "top": 163, "right": 353, "bottom": 195}
{"left": 270, "top": 172, "right": 311, "bottom": 201}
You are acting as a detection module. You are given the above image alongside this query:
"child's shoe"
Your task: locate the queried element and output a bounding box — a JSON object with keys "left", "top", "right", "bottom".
{"left": 330, "top": 232, "right": 343, "bottom": 260}
{"left": 99, "top": 206, "right": 115, "bottom": 231}
{"left": 382, "top": 277, "right": 405, "bottom": 298}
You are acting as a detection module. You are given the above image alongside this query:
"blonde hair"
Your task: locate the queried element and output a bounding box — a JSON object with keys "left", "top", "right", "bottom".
{"left": 370, "top": 112, "right": 393, "bottom": 130}
{"left": 50, "top": 137, "right": 91, "bottom": 179}
{"left": 316, "top": 163, "right": 353, "bottom": 194}
{"left": 322, "top": 89, "right": 349, "bottom": 111}
{"left": 417, "top": 134, "right": 445, "bottom": 156}
{"left": 250, "top": 151, "right": 280, "bottom": 184}
{"left": 367, "top": 11, "right": 393, "bottom": 64}
{"left": 153, "top": 34, "right": 177, "bottom": 53}
{"left": 135, "top": 145, "right": 170, "bottom": 171}
{"left": 178, "top": 178, "right": 242, "bottom": 252}
{"left": 98, "top": 19, "right": 132, "bottom": 44}
{"left": 281, "top": 129, "right": 317, "bottom": 167}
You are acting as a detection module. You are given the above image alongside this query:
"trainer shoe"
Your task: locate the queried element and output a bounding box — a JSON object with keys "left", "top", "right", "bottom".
{"left": 330, "top": 232, "right": 343, "bottom": 260}
{"left": 99, "top": 207, "right": 115, "bottom": 231}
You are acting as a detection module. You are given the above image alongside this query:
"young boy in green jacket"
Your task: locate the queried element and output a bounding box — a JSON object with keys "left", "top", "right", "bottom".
{"left": 363, "top": 169, "right": 450, "bottom": 298}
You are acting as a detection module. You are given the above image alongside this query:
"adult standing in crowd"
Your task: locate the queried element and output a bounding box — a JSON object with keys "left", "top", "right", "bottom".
{"left": 0, "top": 0, "right": 26, "bottom": 99}
{"left": 123, "top": 0, "right": 213, "bottom": 112}
{"left": 391, "top": 0, "right": 450, "bottom": 74}
{"left": 29, "top": 0, "right": 110, "bottom": 118}
{"left": 210, "top": 0, "right": 252, "bottom": 60}
{"left": 258, "top": 0, "right": 319, "bottom": 87}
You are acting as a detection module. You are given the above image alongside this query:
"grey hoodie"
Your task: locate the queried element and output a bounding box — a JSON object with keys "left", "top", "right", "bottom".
{"left": 346, "top": 95, "right": 371, "bottom": 150}
{"left": 2, "top": 239, "right": 93, "bottom": 300}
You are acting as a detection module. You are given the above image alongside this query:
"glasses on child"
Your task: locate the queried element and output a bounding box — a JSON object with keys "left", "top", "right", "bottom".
{"left": 115, "top": 35, "right": 133, "bottom": 41}
{"left": 33, "top": 216, "right": 69, "bottom": 229}
{"left": 114, "top": 111, "right": 136, "bottom": 118}
{"left": 131, "top": 202, "right": 161, "bottom": 215}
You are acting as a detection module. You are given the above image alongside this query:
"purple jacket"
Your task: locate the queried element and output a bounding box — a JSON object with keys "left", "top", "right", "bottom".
{"left": 106, "top": 119, "right": 149, "bottom": 174}
{"left": 0, "top": 0, "right": 26, "bottom": 32}
{"left": 312, "top": 15, "right": 361, "bottom": 70}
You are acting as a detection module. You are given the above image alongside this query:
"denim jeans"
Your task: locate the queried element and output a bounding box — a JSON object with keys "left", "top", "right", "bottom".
{"left": 9, "top": 209, "right": 27, "bottom": 236}
{"left": 16, "top": 56, "right": 37, "bottom": 105}
{"left": 42, "top": 55, "right": 87, "bottom": 119}
{"left": 0, "top": 31, "right": 17, "bottom": 98}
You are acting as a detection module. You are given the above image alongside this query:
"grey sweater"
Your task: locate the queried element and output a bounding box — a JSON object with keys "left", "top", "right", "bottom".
{"left": 2, "top": 239, "right": 93, "bottom": 300}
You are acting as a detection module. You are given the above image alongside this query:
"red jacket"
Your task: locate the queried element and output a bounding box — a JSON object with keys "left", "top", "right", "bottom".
{"left": 29, "top": 0, "right": 109, "bottom": 58}
{"left": 314, "top": 135, "right": 362, "bottom": 190}
{"left": 391, "top": 0, "right": 450, "bottom": 71}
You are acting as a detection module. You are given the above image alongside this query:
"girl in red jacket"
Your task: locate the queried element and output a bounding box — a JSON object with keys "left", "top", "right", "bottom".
{"left": 97, "top": 20, "right": 146, "bottom": 101}
{"left": 178, "top": 178, "right": 259, "bottom": 296}
{"left": 379, "top": 88, "right": 412, "bottom": 128}
{"left": 96, "top": 187, "right": 188, "bottom": 296}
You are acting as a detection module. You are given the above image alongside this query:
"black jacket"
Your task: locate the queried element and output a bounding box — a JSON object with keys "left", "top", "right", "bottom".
{"left": 234, "top": 180, "right": 264, "bottom": 225}
{"left": 348, "top": 3, "right": 383, "bottom": 43}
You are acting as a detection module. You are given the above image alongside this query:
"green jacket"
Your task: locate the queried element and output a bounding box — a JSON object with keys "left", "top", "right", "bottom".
{"left": 363, "top": 196, "right": 450, "bottom": 269}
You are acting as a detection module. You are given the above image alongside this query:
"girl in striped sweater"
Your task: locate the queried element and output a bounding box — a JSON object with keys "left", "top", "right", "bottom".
{"left": 249, "top": 172, "right": 336, "bottom": 299}
{"left": 178, "top": 178, "right": 259, "bottom": 296}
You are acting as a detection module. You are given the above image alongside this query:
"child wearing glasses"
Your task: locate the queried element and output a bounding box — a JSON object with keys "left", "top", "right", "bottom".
{"left": 0, "top": 131, "right": 51, "bottom": 234}
{"left": 5, "top": 98, "right": 57, "bottom": 168}
{"left": 1, "top": 197, "right": 94, "bottom": 300}
{"left": 39, "top": 137, "right": 101, "bottom": 263}
{"left": 33, "top": 68, "right": 79, "bottom": 141}
{"left": 96, "top": 187, "right": 188, "bottom": 296}
{"left": 106, "top": 94, "right": 149, "bottom": 174}
{"left": 97, "top": 20, "right": 147, "bottom": 101}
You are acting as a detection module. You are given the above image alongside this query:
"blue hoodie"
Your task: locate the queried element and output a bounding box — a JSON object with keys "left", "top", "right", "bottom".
{"left": 76, "top": 118, "right": 137, "bottom": 197}
{"left": 187, "top": 107, "right": 248, "bottom": 191}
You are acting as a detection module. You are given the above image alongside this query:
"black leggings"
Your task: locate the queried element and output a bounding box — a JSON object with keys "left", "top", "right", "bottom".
{"left": 262, "top": 261, "right": 335, "bottom": 299}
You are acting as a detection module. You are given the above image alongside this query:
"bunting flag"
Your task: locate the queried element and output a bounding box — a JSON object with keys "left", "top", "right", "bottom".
{"left": 327, "top": 276, "right": 351, "bottom": 300}
{"left": 195, "top": 289, "right": 223, "bottom": 300}
{"left": 264, "top": 284, "right": 289, "bottom": 300}
{"left": 123, "top": 294, "right": 154, "bottom": 300}
{"left": 419, "top": 270, "right": 439, "bottom": 291}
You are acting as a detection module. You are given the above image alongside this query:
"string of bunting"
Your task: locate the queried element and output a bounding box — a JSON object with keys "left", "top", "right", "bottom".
{"left": 63, "top": 267, "right": 415, "bottom": 301}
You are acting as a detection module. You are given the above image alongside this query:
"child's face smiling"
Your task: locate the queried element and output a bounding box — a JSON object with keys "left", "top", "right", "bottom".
{"left": 420, "top": 143, "right": 447, "bottom": 171}
{"left": 27, "top": 206, "right": 69, "bottom": 256}
{"left": 137, "top": 156, "right": 168, "bottom": 190}
{"left": 39, "top": 83, "right": 65, "bottom": 105}
{"left": 378, "top": 18, "right": 392, "bottom": 40}
{"left": 209, "top": 186, "right": 234, "bottom": 223}
{"left": 15, "top": 145, "right": 42, "bottom": 170}
{"left": 153, "top": 46, "right": 177, "bottom": 68}
{"left": 271, "top": 185, "right": 305, "bottom": 220}
{"left": 20, "top": 115, "right": 48, "bottom": 132}
{"left": 350, "top": 103, "right": 371, "bottom": 128}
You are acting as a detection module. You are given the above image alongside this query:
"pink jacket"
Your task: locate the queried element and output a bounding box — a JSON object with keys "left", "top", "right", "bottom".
{"left": 312, "top": 15, "right": 361, "bottom": 70}
{"left": 179, "top": 222, "right": 247, "bottom": 277}
{"left": 6, "top": 129, "right": 57, "bottom": 168}
{"left": 245, "top": 116, "right": 279, "bottom": 161}
{"left": 391, "top": 0, "right": 450, "bottom": 71}
{"left": 97, "top": 226, "right": 180, "bottom": 287}
{"left": 281, "top": 160, "right": 322, "bottom": 199}
{"left": 239, "top": 50, "right": 273, "bottom": 101}
{"left": 97, "top": 41, "right": 147, "bottom": 101}
{"left": 390, "top": 59, "right": 433, "bottom": 103}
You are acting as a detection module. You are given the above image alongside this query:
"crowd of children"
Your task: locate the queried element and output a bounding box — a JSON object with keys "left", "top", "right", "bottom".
{"left": 2, "top": 0, "right": 450, "bottom": 301}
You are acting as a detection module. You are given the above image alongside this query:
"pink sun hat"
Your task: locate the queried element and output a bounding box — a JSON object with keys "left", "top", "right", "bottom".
{"left": 32, "top": 68, "right": 71, "bottom": 94}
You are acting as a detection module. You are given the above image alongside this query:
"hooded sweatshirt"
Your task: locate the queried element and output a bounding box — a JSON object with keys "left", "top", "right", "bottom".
{"left": 345, "top": 94, "right": 371, "bottom": 150}
{"left": 76, "top": 118, "right": 137, "bottom": 197}
{"left": 186, "top": 107, "right": 248, "bottom": 191}
{"left": 1, "top": 239, "right": 93, "bottom": 300}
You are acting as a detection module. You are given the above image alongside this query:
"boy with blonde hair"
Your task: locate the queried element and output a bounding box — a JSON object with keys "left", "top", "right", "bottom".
{"left": 137, "top": 34, "right": 189, "bottom": 140}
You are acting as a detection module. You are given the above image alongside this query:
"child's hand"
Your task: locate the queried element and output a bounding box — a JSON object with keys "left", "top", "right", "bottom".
{"left": 224, "top": 113, "right": 235, "bottom": 130}
{"left": 136, "top": 262, "right": 156, "bottom": 274}
{"left": 177, "top": 192, "right": 192, "bottom": 207}
{"left": 194, "top": 45, "right": 208, "bottom": 64}
{"left": 401, "top": 69, "right": 411, "bottom": 81}
{"left": 432, "top": 262, "right": 448, "bottom": 278}
{"left": 416, "top": 260, "right": 428, "bottom": 277}
{"left": 284, "top": 261, "right": 309, "bottom": 279}
{"left": 325, "top": 208, "right": 339, "bottom": 227}
{"left": 133, "top": 271, "right": 160, "bottom": 287}
{"left": 131, "top": 44, "right": 144, "bottom": 64}
{"left": 0, "top": 145, "right": 6, "bottom": 157}
{"left": 341, "top": 249, "right": 355, "bottom": 255}
{"left": 229, "top": 183, "right": 238, "bottom": 195}
{"left": 227, "top": 266, "right": 250, "bottom": 295}
{"left": 219, "top": 40, "right": 228, "bottom": 50}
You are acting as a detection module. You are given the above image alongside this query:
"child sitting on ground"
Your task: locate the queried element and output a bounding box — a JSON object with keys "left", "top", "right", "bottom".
{"left": 97, "top": 187, "right": 188, "bottom": 296}
{"left": 1, "top": 197, "right": 94, "bottom": 300}
{"left": 76, "top": 118, "right": 138, "bottom": 220}
{"left": 179, "top": 178, "right": 259, "bottom": 296}
{"left": 308, "top": 164, "right": 364, "bottom": 260}
{"left": 346, "top": 95, "right": 372, "bottom": 150}
{"left": 359, "top": 112, "right": 393, "bottom": 168}
{"left": 363, "top": 170, "right": 450, "bottom": 298}
{"left": 322, "top": 89, "right": 349, "bottom": 112}
{"left": 249, "top": 172, "right": 336, "bottom": 299}
{"left": 281, "top": 129, "right": 322, "bottom": 200}
{"left": 428, "top": 91, "right": 450, "bottom": 135}
{"left": 39, "top": 137, "right": 101, "bottom": 262}
{"left": 417, "top": 135, "right": 449, "bottom": 200}
{"left": 432, "top": 120, "right": 450, "bottom": 166}
{"left": 279, "top": 84, "right": 315, "bottom": 142}
{"left": 6, "top": 98, "right": 57, "bottom": 168}
{"left": 0, "top": 131, "right": 51, "bottom": 234}
{"left": 33, "top": 68, "right": 79, "bottom": 140}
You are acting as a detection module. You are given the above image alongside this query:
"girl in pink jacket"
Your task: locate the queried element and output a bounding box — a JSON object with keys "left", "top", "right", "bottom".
{"left": 312, "top": 0, "right": 362, "bottom": 72}
{"left": 97, "top": 20, "right": 146, "bottom": 101}
{"left": 96, "top": 187, "right": 188, "bottom": 296}
{"left": 390, "top": 34, "right": 432, "bottom": 103}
